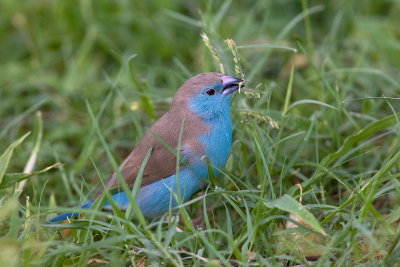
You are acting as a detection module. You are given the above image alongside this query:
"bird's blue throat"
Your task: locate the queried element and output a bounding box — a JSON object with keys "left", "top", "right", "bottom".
{"left": 188, "top": 83, "right": 233, "bottom": 177}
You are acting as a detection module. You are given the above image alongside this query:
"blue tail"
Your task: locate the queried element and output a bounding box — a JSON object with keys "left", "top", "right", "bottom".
{"left": 48, "top": 201, "right": 94, "bottom": 223}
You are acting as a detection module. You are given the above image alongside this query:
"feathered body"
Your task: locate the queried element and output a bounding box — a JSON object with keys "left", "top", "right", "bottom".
{"left": 49, "top": 72, "right": 242, "bottom": 222}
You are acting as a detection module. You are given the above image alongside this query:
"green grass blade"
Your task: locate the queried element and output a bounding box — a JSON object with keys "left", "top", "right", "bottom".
{"left": 265, "top": 194, "right": 326, "bottom": 235}
{"left": 0, "top": 132, "right": 30, "bottom": 184}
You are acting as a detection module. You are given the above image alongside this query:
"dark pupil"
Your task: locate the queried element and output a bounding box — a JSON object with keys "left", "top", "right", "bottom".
{"left": 206, "top": 89, "right": 215, "bottom": 95}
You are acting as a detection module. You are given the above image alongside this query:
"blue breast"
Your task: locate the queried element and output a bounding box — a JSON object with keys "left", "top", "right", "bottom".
{"left": 197, "top": 112, "right": 232, "bottom": 177}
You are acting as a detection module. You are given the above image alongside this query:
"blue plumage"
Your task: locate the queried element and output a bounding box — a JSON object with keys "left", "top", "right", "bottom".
{"left": 47, "top": 201, "right": 93, "bottom": 223}
{"left": 49, "top": 73, "right": 242, "bottom": 222}
{"left": 190, "top": 81, "right": 234, "bottom": 175}
{"left": 103, "top": 169, "right": 206, "bottom": 218}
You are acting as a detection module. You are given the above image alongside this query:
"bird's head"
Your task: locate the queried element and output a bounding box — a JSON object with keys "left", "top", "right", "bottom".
{"left": 172, "top": 72, "right": 243, "bottom": 120}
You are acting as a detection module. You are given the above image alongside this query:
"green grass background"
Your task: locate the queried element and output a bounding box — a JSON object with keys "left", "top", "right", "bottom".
{"left": 1, "top": 0, "right": 400, "bottom": 266}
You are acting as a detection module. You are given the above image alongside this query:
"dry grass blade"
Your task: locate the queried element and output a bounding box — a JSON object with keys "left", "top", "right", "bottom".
{"left": 201, "top": 32, "right": 226, "bottom": 74}
{"left": 239, "top": 110, "right": 279, "bottom": 129}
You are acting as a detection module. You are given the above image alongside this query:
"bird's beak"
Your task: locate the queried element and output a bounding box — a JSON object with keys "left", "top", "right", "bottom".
{"left": 222, "top": 76, "right": 244, "bottom": 95}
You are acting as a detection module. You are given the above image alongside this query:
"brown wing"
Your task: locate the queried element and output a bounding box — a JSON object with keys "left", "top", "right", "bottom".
{"left": 94, "top": 112, "right": 179, "bottom": 196}
{"left": 94, "top": 109, "right": 208, "bottom": 197}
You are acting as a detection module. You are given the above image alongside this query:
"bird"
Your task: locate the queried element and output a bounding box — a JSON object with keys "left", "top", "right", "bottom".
{"left": 49, "top": 72, "right": 243, "bottom": 222}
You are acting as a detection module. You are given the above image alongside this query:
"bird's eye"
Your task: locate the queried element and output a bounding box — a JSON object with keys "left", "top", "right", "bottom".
{"left": 205, "top": 89, "right": 216, "bottom": 96}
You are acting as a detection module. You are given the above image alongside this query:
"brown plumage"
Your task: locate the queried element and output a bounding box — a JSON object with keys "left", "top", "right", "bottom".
{"left": 95, "top": 72, "right": 224, "bottom": 197}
